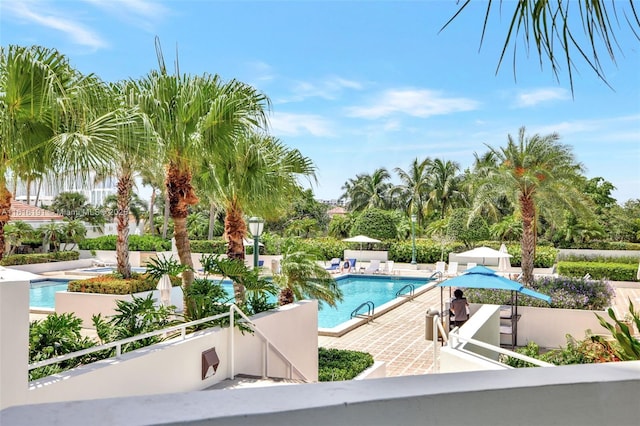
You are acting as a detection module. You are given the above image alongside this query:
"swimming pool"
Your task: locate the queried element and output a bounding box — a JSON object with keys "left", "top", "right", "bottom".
{"left": 29, "top": 275, "right": 434, "bottom": 332}
{"left": 30, "top": 279, "right": 71, "bottom": 309}
{"left": 319, "top": 275, "right": 433, "bottom": 329}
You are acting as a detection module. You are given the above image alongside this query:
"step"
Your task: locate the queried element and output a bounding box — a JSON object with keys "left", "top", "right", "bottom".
{"left": 204, "top": 374, "right": 306, "bottom": 391}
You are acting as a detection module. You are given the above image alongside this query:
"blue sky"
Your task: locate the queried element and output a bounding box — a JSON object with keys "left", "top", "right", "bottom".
{"left": 2, "top": 1, "right": 639, "bottom": 203}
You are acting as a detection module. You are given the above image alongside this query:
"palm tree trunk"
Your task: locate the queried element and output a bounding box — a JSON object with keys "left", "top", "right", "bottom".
{"left": 278, "top": 288, "right": 295, "bottom": 306}
{"left": 520, "top": 194, "right": 536, "bottom": 285}
{"left": 208, "top": 201, "right": 216, "bottom": 240}
{"left": 34, "top": 178, "right": 42, "bottom": 206}
{"left": 148, "top": 189, "right": 156, "bottom": 236}
{"left": 225, "top": 201, "right": 247, "bottom": 303}
{"left": 26, "top": 177, "right": 31, "bottom": 205}
{"left": 0, "top": 186, "right": 12, "bottom": 260}
{"left": 162, "top": 191, "right": 170, "bottom": 239}
{"left": 116, "top": 172, "right": 133, "bottom": 278}
{"left": 166, "top": 163, "right": 198, "bottom": 316}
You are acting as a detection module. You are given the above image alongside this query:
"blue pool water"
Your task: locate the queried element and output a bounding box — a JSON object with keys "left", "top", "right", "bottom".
{"left": 30, "top": 279, "right": 71, "bottom": 309}
{"left": 29, "top": 275, "right": 432, "bottom": 329}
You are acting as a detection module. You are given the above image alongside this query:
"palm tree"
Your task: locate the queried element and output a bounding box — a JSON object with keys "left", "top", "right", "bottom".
{"left": 473, "top": 127, "right": 591, "bottom": 284}
{"left": 0, "top": 45, "right": 118, "bottom": 259}
{"left": 135, "top": 45, "right": 270, "bottom": 311}
{"left": 393, "top": 157, "right": 432, "bottom": 226}
{"left": 273, "top": 240, "right": 342, "bottom": 307}
{"left": 4, "top": 221, "right": 34, "bottom": 255}
{"left": 428, "top": 159, "right": 463, "bottom": 219}
{"left": 341, "top": 168, "right": 392, "bottom": 212}
{"left": 39, "top": 221, "right": 62, "bottom": 252}
{"left": 201, "top": 132, "right": 316, "bottom": 303}
{"left": 60, "top": 219, "right": 86, "bottom": 251}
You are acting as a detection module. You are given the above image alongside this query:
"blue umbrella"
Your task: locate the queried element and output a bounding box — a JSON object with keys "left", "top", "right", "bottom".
{"left": 437, "top": 265, "right": 551, "bottom": 347}
{"left": 439, "top": 265, "right": 551, "bottom": 303}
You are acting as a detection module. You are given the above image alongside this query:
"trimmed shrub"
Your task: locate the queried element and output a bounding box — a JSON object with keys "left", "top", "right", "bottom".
{"left": 78, "top": 235, "right": 170, "bottom": 251}
{"left": 318, "top": 347, "right": 374, "bottom": 381}
{"left": 351, "top": 209, "right": 397, "bottom": 240}
{"left": 557, "top": 261, "right": 638, "bottom": 282}
{"left": 190, "top": 239, "right": 227, "bottom": 254}
{"left": 558, "top": 254, "right": 639, "bottom": 264}
{"left": 465, "top": 276, "right": 614, "bottom": 310}
{"left": 0, "top": 251, "right": 79, "bottom": 266}
{"left": 67, "top": 273, "right": 181, "bottom": 295}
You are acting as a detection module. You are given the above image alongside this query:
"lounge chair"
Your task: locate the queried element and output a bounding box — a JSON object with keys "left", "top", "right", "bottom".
{"left": 435, "top": 261, "right": 446, "bottom": 274}
{"left": 445, "top": 261, "right": 458, "bottom": 277}
{"left": 363, "top": 260, "right": 381, "bottom": 274}
{"left": 381, "top": 260, "right": 395, "bottom": 275}
{"left": 466, "top": 262, "right": 477, "bottom": 271}
{"left": 325, "top": 258, "right": 341, "bottom": 272}
{"left": 92, "top": 257, "right": 116, "bottom": 267}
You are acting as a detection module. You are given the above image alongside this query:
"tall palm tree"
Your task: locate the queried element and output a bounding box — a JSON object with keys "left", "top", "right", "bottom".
{"left": 0, "top": 45, "right": 118, "bottom": 259}
{"left": 341, "top": 168, "right": 392, "bottom": 212}
{"left": 135, "top": 45, "right": 270, "bottom": 311}
{"left": 473, "top": 127, "right": 591, "bottom": 284}
{"left": 428, "top": 159, "right": 463, "bottom": 219}
{"left": 201, "top": 132, "right": 316, "bottom": 303}
{"left": 392, "top": 157, "right": 432, "bottom": 226}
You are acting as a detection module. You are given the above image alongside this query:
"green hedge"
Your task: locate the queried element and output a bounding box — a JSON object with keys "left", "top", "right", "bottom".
{"left": 318, "top": 348, "right": 374, "bottom": 381}
{"left": 558, "top": 254, "right": 639, "bottom": 264}
{"left": 557, "top": 261, "right": 638, "bottom": 281}
{"left": 68, "top": 273, "right": 182, "bottom": 295}
{"left": 189, "top": 238, "right": 227, "bottom": 254}
{"left": 78, "top": 235, "right": 171, "bottom": 251}
{"left": 0, "top": 251, "right": 79, "bottom": 266}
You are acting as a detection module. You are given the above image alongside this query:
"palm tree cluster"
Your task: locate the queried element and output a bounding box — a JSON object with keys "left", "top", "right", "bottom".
{"left": 339, "top": 128, "right": 600, "bottom": 285}
{"left": 1, "top": 44, "right": 317, "bottom": 316}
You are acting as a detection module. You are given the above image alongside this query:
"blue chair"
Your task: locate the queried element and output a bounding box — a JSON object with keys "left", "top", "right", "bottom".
{"left": 348, "top": 258, "right": 357, "bottom": 272}
{"left": 325, "top": 258, "right": 341, "bottom": 271}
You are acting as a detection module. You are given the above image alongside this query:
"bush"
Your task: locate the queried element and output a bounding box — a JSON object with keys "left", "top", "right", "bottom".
{"left": 318, "top": 347, "right": 374, "bottom": 381}
{"left": 558, "top": 254, "right": 639, "bottom": 264}
{"left": 68, "top": 273, "right": 181, "bottom": 295}
{"left": 351, "top": 209, "right": 397, "bottom": 240}
{"left": 189, "top": 238, "right": 227, "bottom": 254}
{"left": 557, "top": 261, "right": 638, "bottom": 281}
{"left": 465, "top": 275, "right": 614, "bottom": 310}
{"left": 0, "top": 251, "right": 79, "bottom": 266}
{"left": 78, "top": 235, "right": 170, "bottom": 251}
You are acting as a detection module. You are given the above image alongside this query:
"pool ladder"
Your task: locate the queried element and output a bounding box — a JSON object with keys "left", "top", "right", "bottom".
{"left": 350, "top": 301, "right": 375, "bottom": 322}
{"left": 396, "top": 283, "right": 415, "bottom": 299}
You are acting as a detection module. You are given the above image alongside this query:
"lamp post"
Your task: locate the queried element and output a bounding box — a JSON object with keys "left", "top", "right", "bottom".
{"left": 248, "top": 217, "right": 264, "bottom": 269}
{"left": 410, "top": 214, "right": 417, "bottom": 265}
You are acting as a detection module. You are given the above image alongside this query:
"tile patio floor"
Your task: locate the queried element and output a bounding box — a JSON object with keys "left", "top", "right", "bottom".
{"left": 318, "top": 279, "right": 640, "bottom": 377}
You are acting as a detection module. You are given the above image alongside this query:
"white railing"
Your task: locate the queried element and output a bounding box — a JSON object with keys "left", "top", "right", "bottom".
{"left": 431, "top": 314, "right": 554, "bottom": 372}
{"left": 29, "top": 304, "right": 309, "bottom": 382}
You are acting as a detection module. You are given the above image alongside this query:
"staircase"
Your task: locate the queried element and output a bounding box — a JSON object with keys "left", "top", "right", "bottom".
{"left": 204, "top": 374, "right": 307, "bottom": 390}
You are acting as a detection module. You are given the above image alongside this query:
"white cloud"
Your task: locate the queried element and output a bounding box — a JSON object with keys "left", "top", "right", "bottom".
{"left": 4, "top": 1, "right": 107, "bottom": 49}
{"left": 515, "top": 88, "right": 570, "bottom": 107}
{"left": 269, "top": 112, "right": 334, "bottom": 137}
{"left": 278, "top": 76, "right": 364, "bottom": 103}
{"left": 346, "top": 89, "right": 479, "bottom": 119}
{"left": 81, "top": 0, "right": 168, "bottom": 31}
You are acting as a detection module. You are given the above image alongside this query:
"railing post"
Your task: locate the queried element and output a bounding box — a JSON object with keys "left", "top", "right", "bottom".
{"left": 263, "top": 341, "right": 268, "bottom": 378}
{"left": 116, "top": 343, "right": 121, "bottom": 358}
{"left": 229, "top": 305, "right": 235, "bottom": 380}
{"left": 433, "top": 314, "right": 439, "bottom": 373}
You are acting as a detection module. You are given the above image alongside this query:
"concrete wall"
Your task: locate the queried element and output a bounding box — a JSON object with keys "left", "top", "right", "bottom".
{"left": 11, "top": 259, "right": 94, "bottom": 274}
{"left": 4, "top": 362, "right": 639, "bottom": 426}
{"left": 23, "top": 301, "right": 318, "bottom": 407}
{"left": 343, "top": 250, "right": 388, "bottom": 263}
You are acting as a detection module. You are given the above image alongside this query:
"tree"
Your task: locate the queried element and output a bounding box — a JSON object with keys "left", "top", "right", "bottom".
{"left": 442, "top": 1, "right": 640, "bottom": 93}
{"left": 4, "top": 221, "right": 34, "bottom": 255}
{"left": 341, "top": 168, "right": 393, "bottom": 212}
{"left": 59, "top": 220, "right": 87, "bottom": 251}
{"left": 273, "top": 239, "right": 343, "bottom": 307}
{"left": 428, "top": 159, "right": 464, "bottom": 219}
{"left": 0, "top": 45, "right": 119, "bottom": 260}
{"left": 473, "top": 127, "right": 591, "bottom": 284}
{"left": 136, "top": 46, "right": 270, "bottom": 311}
{"left": 393, "top": 157, "right": 432, "bottom": 226}
{"left": 202, "top": 132, "right": 316, "bottom": 303}
{"left": 39, "top": 221, "right": 62, "bottom": 252}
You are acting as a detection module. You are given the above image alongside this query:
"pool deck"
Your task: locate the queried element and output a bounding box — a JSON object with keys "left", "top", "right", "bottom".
{"left": 319, "top": 271, "right": 640, "bottom": 377}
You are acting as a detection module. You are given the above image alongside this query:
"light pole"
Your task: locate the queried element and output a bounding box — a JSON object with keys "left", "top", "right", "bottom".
{"left": 411, "top": 214, "right": 417, "bottom": 265}
{"left": 248, "top": 217, "right": 264, "bottom": 269}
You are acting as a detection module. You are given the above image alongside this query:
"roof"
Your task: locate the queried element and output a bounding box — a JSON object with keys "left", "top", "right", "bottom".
{"left": 7, "top": 200, "right": 64, "bottom": 222}
{"left": 327, "top": 206, "right": 346, "bottom": 216}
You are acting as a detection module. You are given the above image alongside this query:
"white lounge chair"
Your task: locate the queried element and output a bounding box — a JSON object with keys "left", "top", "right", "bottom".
{"left": 466, "top": 262, "right": 477, "bottom": 271}
{"left": 445, "top": 261, "right": 459, "bottom": 277}
{"left": 435, "top": 261, "right": 446, "bottom": 274}
{"left": 383, "top": 260, "right": 395, "bottom": 275}
{"left": 363, "top": 260, "right": 381, "bottom": 274}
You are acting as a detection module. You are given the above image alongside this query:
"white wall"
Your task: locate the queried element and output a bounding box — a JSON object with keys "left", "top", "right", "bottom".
{"left": 343, "top": 250, "right": 388, "bottom": 263}
{"left": 24, "top": 301, "right": 318, "bottom": 407}
{"left": 5, "top": 361, "right": 640, "bottom": 426}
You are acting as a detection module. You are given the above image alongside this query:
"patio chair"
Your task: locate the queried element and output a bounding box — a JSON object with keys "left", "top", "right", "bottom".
{"left": 466, "top": 262, "right": 477, "bottom": 271}
{"left": 363, "top": 259, "right": 381, "bottom": 274}
{"left": 435, "top": 261, "right": 446, "bottom": 274}
{"left": 325, "top": 258, "right": 341, "bottom": 272}
{"left": 382, "top": 260, "right": 395, "bottom": 275}
{"left": 445, "top": 261, "right": 459, "bottom": 277}
{"left": 348, "top": 258, "right": 357, "bottom": 272}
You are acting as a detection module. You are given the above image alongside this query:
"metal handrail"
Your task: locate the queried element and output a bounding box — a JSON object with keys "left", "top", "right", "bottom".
{"left": 429, "top": 270, "right": 443, "bottom": 281}
{"left": 350, "top": 301, "right": 374, "bottom": 320}
{"left": 396, "top": 283, "right": 415, "bottom": 298}
{"left": 29, "top": 305, "right": 309, "bottom": 383}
